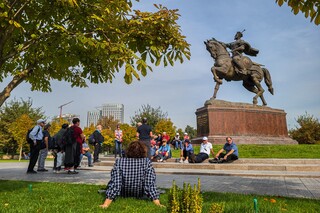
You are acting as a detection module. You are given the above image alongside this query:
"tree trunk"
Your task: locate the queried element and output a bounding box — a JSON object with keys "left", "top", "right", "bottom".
{"left": 19, "top": 145, "right": 22, "bottom": 161}
{"left": 0, "top": 70, "right": 30, "bottom": 107}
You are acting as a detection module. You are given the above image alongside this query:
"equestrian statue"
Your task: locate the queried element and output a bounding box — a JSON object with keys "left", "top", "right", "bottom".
{"left": 204, "top": 31, "right": 274, "bottom": 106}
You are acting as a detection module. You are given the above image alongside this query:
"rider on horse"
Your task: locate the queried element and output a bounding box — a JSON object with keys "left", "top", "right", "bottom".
{"left": 224, "top": 30, "right": 259, "bottom": 76}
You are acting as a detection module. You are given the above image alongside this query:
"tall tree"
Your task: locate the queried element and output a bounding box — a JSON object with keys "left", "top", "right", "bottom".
{"left": 276, "top": 0, "right": 320, "bottom": 25}
{"left": 0, "top": 0, "right": 190, "bottom": 107}
{"left": 130, "top": 104, "right": 168, "bottom": 129}
{"left": 7, "top": 114, "right": 33, "bottom": 160}
{"left": 0, "top": 98, "right": 45, "bottom": 154}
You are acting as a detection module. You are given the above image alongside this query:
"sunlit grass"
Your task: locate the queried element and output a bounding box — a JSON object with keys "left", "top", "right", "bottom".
{"left": 0, "top": 180, "right": 319, "bottom": 213}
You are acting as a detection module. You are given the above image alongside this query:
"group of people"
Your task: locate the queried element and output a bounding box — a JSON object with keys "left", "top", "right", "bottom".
{"left": 100, "top": 125, "right": 239, "bottom": 209}
{"left": 26, "top": 118, "right": 105, "bottom": 174}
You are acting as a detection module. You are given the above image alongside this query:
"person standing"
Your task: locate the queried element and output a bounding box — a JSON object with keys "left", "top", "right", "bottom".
{"left": 52, "top": 123, "right": 68, "bottom": 172}
{"left": 37, "top": 123, "right": 51, "bottom": 172}
{"left": 26, "top": 119, "right": 45, "bottom": 174}
{"left": 114, "top": 125, "right": 123, "bottom": 158}
{"left": 72, "top": 118, "right": 85, "bottom": 171}
{"left": 93, "top": 124, "right": 104, "bottom": 163}
{"left": 136, "top": 118, "right": 153, "bottom": 159}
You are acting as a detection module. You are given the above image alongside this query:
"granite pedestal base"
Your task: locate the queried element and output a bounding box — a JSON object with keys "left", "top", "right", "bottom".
{"left": 194, "top": 99, "right": 297, "bottom": 145}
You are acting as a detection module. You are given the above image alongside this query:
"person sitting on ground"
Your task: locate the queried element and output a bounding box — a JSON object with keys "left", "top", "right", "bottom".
{"left": 155, "top": 139, "right": 171, "bottom": 162}
{"left": 179, "top": 139, "right": 193, "bottom": 163}
{"left": 173, "top": 133, "right": 182, "bottom": 150}
{"left": 100, "top": 141, "right": 163, "bottom": 208}
{"left": 80, "top": 137, "right": 94, "bottom": 167}
{"left": 190, "top": 137, "right": 214, "bottom": 163}
{"left": 150, "top": 139, "right": 158, "bottom": 161}
{"left": 210, "top": 136, "right": 239, "bottom": 163}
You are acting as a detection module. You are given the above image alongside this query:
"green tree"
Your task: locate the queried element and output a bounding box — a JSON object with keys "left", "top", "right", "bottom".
{"left": 120, "top": 123, "right": 137, "bottom": 148}
{"left": 0, "top": 98, "right": 45, "bottom": 155}
{"left": 154, "top": 119, "right": 176, "bottom": 139}
{"left": 289, "top": 112, "right": 320, "bottom": 144}
{"left": 130, "top": 104, "right": 168, "bottom": 129}
{"left": 97, "top": 116, "right": 120, "bottom": 131}
{"left": 0, "top": 0, "right": 190, "bottom": 107}
{"left": 276, "top": 0, "right": 320, "bottom": 25}
{"left": 49, "top": 118, "right": 69, "bottom": 136}
{"left": 185, "top": 125, "right": 197, "bottom": 139}
{"left": 7, "top": 114, "right": 33, "bottom": 160}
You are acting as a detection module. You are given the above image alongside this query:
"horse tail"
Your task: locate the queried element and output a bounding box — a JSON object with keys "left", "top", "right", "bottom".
{"left": 262, "top": 68, "right": 274, "bottom": 95}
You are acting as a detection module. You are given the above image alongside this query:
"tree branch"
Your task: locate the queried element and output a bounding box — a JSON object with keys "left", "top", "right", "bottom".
{"left": 0, "top": 69, "right": 31, "bottom": 107}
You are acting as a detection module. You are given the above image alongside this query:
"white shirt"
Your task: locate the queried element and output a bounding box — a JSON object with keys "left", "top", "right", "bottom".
{"left": 200, "top": 142, "right": 212, "bottom": 155}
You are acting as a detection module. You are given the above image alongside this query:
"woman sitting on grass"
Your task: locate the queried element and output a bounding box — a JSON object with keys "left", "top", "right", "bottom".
{"left": 100, "top": 141, "right": 163, "bottom": 208}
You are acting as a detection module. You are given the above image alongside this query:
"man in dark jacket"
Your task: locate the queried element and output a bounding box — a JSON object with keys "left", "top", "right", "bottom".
{"left": 93, "top": 124, "right": 104, "bottom": 163}
{"left": 136, "top": 118, "right": 153, "bottom": 159}
{"left": 52, "top": 123, "right": 68, "bottom": 172}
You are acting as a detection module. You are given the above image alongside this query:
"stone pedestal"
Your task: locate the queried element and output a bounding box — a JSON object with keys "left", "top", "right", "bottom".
{"left": 194, "top": 99, "right": 297, "bottom": 145}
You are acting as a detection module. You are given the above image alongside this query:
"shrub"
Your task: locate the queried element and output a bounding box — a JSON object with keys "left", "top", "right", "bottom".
{"left": 208, "top": 202, "right": 225, "bottom": 213}
{"left": 289, "top": 113, "right": 320, "bottom": 144}
{"left": 167, "top": 179, "right": 202, "bottom": 213}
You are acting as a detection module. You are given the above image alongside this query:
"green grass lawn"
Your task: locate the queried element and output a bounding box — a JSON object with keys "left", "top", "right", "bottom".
{"left": 0, "top": 180, "right": 319, "bottom": 213}
{"left": 171, "top": 144, "right": 320, "bottom": 159}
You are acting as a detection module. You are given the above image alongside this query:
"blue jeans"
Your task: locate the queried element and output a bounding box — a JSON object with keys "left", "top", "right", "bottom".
{"left": 80, "top": 152, "right": 92, "bottom": 165}
{"left": 175, "top": 140, "right": 182, "bottom": 149}
{"left": 115, "top": 140, "right": 122, "bottom": 157}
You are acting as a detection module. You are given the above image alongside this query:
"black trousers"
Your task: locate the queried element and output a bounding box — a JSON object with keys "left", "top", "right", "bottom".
{"left": 27, "top": 141, "right": 41, "bottom": 172}
{"left": 218, "top": 153, "right": 238, "bottom": 162}
{"left": 140, "top": 139, "right": 151, "bottom": 159}
{"left": 183, "top": 150, "right": 193, "bottom": 160}
{"left": 194, "top": 153, "right": 209, "bottom": 163}
{"left": 94, "top": 143, "right": 101, "bottom": 162}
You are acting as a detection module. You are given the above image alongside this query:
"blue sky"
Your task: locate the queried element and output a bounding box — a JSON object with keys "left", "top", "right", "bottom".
{"left": 4, "top": 0, "right": 320, "bottom": 130}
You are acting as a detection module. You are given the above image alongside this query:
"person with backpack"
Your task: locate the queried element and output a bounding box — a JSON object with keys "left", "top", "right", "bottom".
{"left": 26, "top": 119, "right": 46, "bottom": 174}
{"left": 52, "top": 123, "right": 69, "bottom": 173}
{"left": 64, "top": 118, "right": 84, "bottom": 174}
{"left": 37, "top": 123, "right": 51, "bottom": 172}
{"left": 92, "top": 124, "right": 104, "bottom": 163}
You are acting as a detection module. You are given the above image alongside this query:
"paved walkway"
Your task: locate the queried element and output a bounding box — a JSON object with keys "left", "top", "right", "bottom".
{"left": 1, "top": 162, "right": 319, "bottom": 200}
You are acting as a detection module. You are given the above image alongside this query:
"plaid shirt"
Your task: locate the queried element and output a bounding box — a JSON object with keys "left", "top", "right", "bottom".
{"left": 105, "top": 158, "right": 159, "bottom": 200}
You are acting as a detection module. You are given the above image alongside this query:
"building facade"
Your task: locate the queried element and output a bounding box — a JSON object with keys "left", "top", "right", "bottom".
{"left": 87, "top": 103, "right": 124, "bottom": 127}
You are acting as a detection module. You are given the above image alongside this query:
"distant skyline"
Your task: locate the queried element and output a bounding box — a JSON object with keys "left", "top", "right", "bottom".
{"left": 3, "top": 0, "right": 320, "bottom": 130}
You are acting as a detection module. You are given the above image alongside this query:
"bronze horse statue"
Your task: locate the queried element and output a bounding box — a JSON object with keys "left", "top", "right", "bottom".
{"left": 204, "top": 38, "right": 274, "bottom": 106}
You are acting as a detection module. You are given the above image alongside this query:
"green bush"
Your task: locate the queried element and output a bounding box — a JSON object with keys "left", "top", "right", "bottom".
{"left": 289, "top": 113, "right": 320, "bottom": 144}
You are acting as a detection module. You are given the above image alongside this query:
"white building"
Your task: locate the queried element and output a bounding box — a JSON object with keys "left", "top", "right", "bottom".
{"left": 87, "top": 103, "right": 124, "bottom": 127}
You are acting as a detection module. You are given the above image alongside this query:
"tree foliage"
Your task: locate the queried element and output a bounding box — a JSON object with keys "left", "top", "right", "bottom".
{"left": 185, "top": 125, "right": 197, "bottom": 139}
{"left": 0, "top": 98, "right": 45, "bottom": 154}
{"left": 97, "top": 115, "right": 120, "bottom": 131}
{"left": 0, "top": 0, "right": 190, "bottom": 107}
{"left": 130, "top": 104, "right": 168, "bottom": 129}
{"left": 276, "top": 0, "right": 320, "bottom": 25}
{"left": 154, "top": 119, "right": 176, "bottom": 139}
{"left": 289, "top": 112, "right": 320, "bottom": 144}
{"left": 7, "top": 114, "right": 33, "bottom": 160}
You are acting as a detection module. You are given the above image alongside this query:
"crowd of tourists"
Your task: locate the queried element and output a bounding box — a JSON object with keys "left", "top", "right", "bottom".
{"left": 26, "top": 118, "right": 104, "bottom": 174}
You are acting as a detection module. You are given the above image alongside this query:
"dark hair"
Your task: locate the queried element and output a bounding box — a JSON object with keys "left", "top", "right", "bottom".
{"left": 72, "top": 117, "right": 80, "bottom": 124}
{"left": 126, "top": 141, "right": 147, "bottom": 158}
{"left": 226, "top": 136, "right": 232, "bottom": 141}
{"left": 62, "top": 123, "right": 69, "bottom": 129}
{"left": 142, "top": 117, "right": 147, "bottom": 124}
{"left": 44, "top": 123, "right": 51, "bottom": 130}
